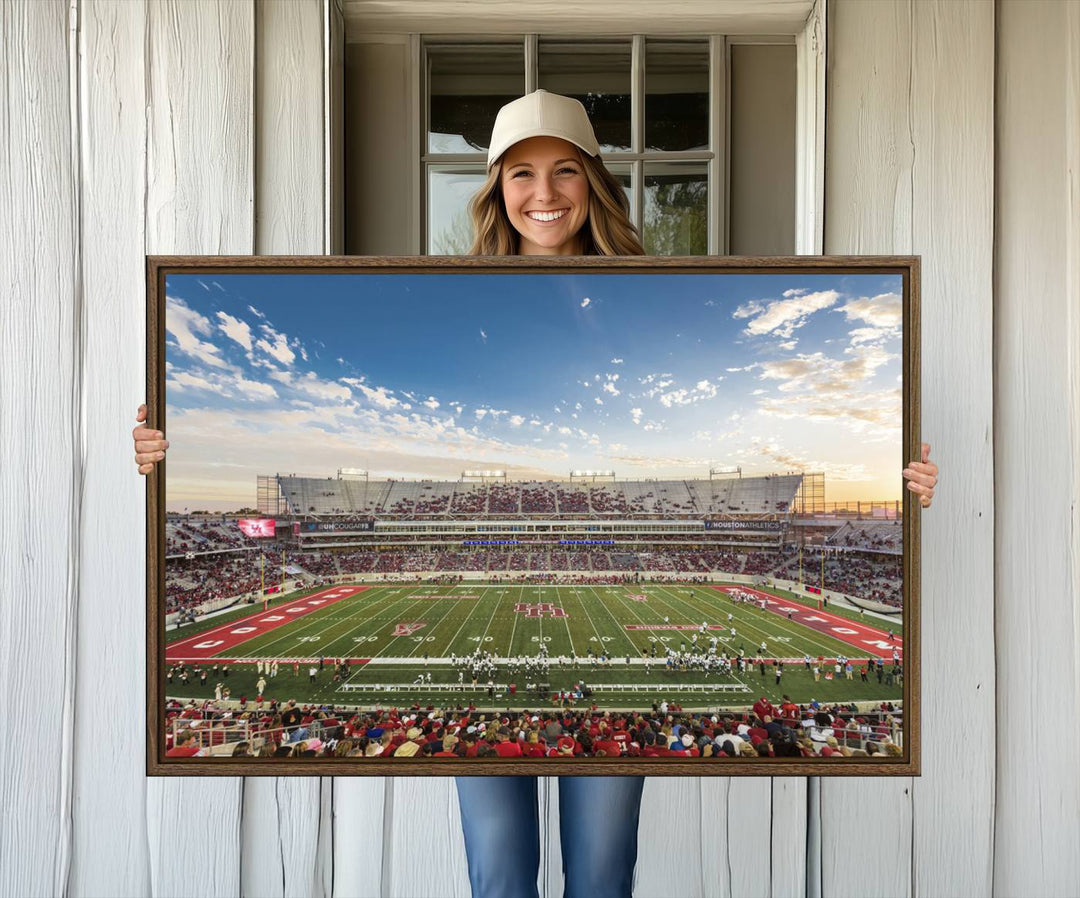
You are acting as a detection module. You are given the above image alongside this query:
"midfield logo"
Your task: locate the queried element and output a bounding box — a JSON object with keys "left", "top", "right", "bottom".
{"left": 514, "top": 602, "right": 569, "bottom": 618}
{"left": 392, "top": 621, "right": 427, "bottom": 636}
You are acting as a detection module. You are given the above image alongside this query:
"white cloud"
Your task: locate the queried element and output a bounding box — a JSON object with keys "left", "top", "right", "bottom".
{"left": 756, "top": 346, "right": 895, "bottom": 398}
{"left": 658, "top": 389, "right": 688, "bottom": 408}
{"left": 607, "top": 451, "right": 714, "bottom": 468}
{"left": 357, "top": 383, "right": 401, "bottom": 410}
{"left": 756, "top": 391, "right": 900, "bottom": 433}
{"left": 748, "top": 440, "right": 875, "bottom": 481}
{"left": 610, "top": 357, "right": 623, "bottom": 364}
{"left": 594, "top": 397, "right": 604, "bottom": 405}
{"left": 848, "top": 327, "right": 889, "bottom": 345}
{"left": 581, "top": 297, "right": 591, "bottom": 308}
{"left": 733, "top": 299, "right": 764, "bottom": 319}
{"left": 234, "top": 376, "right": 279, "bottom": 401}
{"left": 480, "top": 329, "right": 487, "bottom": 343}
{"left": 295, "top": 372, "right": 351, "bottom": 402}
{"left": 255, "top": 324, "right": 296, "bottom": 366}
{"left": 739, "top": 290, "right": 841, "bottom": 339}
{"left": 423, "top": 396, "right": 440, "bottom": 410}
{"left": 215, "top": 311, "right": 252, "bottom": 351}
{"left": 777, "top": 340, "right": 797, "bottom": 351}
{"left": 474, "top": 409, "right": 488, "bottom": 421}
{"left": 649, "top": 378, "right": 719, "bottom": 408}
{"left": 639, "top": 372, "right": 673, "bottom": 385}
{"left": 165, "top": 296, "right": 227, "bottom": 369}
{"left": 837, "top": 292, "right": 902, "bottom": 329}
{"left": 247, "top": 304, "right": 266, "bottom": 319}
{"left": 782, "top": 288, "right": 809, "bottom": 298}
{"left": 509, "top": 415, "right": 525, "bottom": 427}
{"left": 630, "top": 408, "right": 643, "bottom": 425}
{"left": 167, "top": 371, "right": 224, "bottom": 393}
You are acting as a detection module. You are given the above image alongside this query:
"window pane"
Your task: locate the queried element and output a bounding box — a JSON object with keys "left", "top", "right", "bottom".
{"left": 427, "top": 165, "right": 634, "bottom": 254}
{"left": 428, "top": 44, "right": 524, "bottom": 154}
{"left": 428, "top": 167, "right": 487, "bottom": 254}
{"left": 645, "top": 40, "right": 709, "bottom": 152}
{"left": 538, "top": 40, "right": 631, "bottom": 153}
{"left": 604, "top": 163, "right": 634, "bottom": 221}
{"left": 643, "top": 163, "right": 707, "bottom": 255}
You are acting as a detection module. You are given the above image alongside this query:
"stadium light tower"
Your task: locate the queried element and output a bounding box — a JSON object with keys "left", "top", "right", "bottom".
{"left": 709, "top": 466, "right": 741, "bottom": 479}
{"left": 462, "top": 469, "right": 507, "bottom": 482}
{"left": 569, "top": 469, "right": 615, "bottom": 483}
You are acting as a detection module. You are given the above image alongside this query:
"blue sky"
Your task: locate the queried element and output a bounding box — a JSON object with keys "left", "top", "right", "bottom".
{"left": 164, "top": 271, "right": 904, "bottom": 510}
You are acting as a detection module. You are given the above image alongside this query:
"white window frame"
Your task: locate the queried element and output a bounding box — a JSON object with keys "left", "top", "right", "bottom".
{"left": 405, "top": 0, "right": 825, "bottom": 256}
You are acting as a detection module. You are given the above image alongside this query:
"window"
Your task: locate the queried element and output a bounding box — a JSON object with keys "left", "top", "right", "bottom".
{"left": 424, "top": 35, "right": 787, "bottom": 256}
{"left": 342, "top": 33, "right": 802, "bottom": 256}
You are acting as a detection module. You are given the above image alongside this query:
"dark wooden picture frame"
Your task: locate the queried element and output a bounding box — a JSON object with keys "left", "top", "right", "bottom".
{"left": 147, "top": 255, "right": 920, "bottom": 776}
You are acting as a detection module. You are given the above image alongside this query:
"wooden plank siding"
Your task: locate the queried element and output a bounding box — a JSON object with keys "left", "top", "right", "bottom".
{"left": 823, "top": 3, "right": 996, "bottom": 897}
{"left": 993, "top": 1, "right": 1080, "bottom": 895}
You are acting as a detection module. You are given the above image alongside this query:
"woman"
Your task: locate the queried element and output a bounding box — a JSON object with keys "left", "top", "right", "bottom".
{"left": 133, "top": 90, "right": 939, "bottom": 898}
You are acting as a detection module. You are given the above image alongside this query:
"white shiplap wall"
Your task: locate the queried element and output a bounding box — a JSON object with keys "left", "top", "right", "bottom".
{"left": 1, "top": 2, "right": 1077, "bottom": 897}
{"left": 994, "top": 1, "right": 1080, "bottom": 895}
{"left": 823, "top": 3, "right": 996, "bottom": 897}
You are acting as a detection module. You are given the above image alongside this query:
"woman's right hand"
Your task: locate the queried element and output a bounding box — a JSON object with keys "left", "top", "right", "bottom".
{"left": 133, "top": 403, "right": 169, "bottom": 474}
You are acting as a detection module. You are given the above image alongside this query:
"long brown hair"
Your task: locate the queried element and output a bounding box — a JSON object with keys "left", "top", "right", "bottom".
{"left": 468, "top": 149, "right": 645, "bottom": 256}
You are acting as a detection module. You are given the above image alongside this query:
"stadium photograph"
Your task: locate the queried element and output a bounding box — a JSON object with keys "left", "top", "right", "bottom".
{"left": 155, "top": 262, "right": 910, "bottom": 768}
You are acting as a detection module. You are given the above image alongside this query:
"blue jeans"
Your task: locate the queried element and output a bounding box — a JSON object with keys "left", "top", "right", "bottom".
{"left": 455, "top": 775, "right": 646, "bottom": 898}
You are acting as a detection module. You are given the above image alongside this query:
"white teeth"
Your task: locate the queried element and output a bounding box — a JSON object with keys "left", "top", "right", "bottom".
{"left": 527, "top": 209, "right": 567, "bottom": 222}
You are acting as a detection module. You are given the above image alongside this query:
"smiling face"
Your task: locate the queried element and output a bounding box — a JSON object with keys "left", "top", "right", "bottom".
{"left": 499, "top": 136, "right": 591, "bottom": 255}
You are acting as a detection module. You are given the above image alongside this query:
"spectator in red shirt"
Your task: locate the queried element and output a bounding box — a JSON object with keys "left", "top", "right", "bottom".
{"left": 593, "top": 732, "right": 623, "bottom": 757}
{"left": 494, "top": 726, "right": 523, "bottom": 757}
{"left": 165, "top": 730, "right": 201, "bottom": 758}
{"left": 434, "top": 734, "right": 458, "bottom": 758}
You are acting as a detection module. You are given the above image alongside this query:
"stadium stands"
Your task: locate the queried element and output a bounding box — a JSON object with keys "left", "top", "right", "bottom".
{"left": 274, "top": 474, "right": 802, "bottom": 520}
{"left": 827, "top": 521, "right": 902, "bottom": 553}
{"left": 165, "top": 697, "right": 903, "bottom": 761}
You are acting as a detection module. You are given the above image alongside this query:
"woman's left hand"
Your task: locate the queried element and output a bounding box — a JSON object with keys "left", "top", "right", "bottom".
{"left": 903, "top": 442, "right": 938, "bottom": 508}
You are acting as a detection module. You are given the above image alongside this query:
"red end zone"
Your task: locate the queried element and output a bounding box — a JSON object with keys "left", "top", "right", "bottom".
{"left": 713, "top": 585, "right": 903, "bottom": 660}
{"left": 166, "top": 586, "right": 368, "bottom": 663}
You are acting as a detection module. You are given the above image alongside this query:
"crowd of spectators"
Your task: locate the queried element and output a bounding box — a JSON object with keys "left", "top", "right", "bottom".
{"left": 166, "top": 696, "right": 903, "bottom": 761}
{"left": 274, "top": 476, "right": 805, "bottom": 520}
{"left": 166, "top": 527, "right": 901, "bottom": 613}
{"left": 828, "top": 521, "right": 903, "bottom": 553}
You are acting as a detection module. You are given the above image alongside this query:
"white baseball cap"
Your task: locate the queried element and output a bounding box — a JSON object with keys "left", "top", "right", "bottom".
{"left": 486, "top": 90, "right": 601, "bottom": 169}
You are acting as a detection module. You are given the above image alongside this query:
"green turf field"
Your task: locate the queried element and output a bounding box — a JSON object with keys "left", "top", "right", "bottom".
{"left": 164, "top": 582, "right": 904, "bottom": 709}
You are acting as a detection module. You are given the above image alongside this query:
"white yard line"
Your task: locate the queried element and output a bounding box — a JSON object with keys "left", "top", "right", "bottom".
{"left": 556, "top": 587, "right": 578, "bottom": 656}
{"left": 444, "top": 586, "right": 500, "bottom": 656}
{"left": 584, "top": 586, "right": 642, "bottom": 656}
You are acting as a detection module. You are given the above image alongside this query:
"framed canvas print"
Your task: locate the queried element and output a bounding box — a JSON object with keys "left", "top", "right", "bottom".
{"left": 146, "top": 255, "right": 920, "bottom": 776}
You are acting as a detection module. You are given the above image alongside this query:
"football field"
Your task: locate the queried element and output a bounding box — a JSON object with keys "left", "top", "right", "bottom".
{"left": 165, "top": 582, "right": 904, "bottom": 709}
